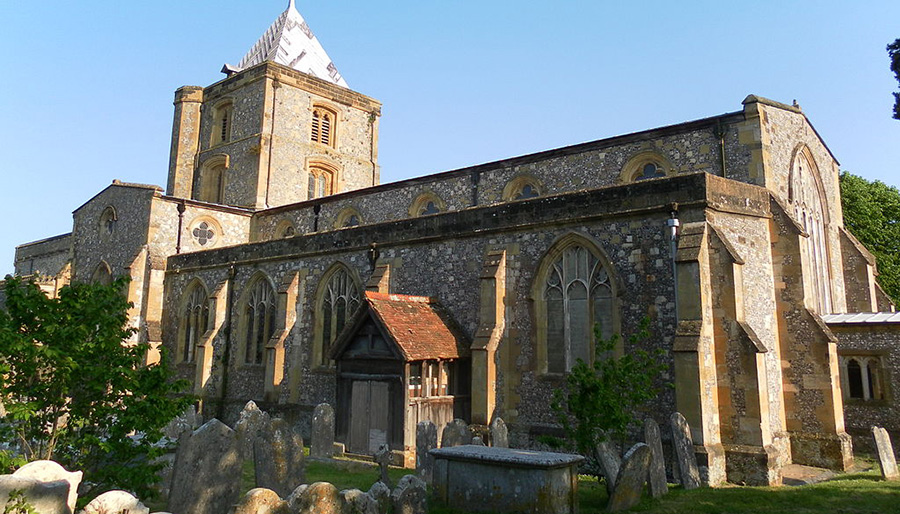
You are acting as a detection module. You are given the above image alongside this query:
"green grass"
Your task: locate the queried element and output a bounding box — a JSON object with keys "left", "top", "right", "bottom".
{"left": 298, "top": 458, "right": 900, "bottom": 514}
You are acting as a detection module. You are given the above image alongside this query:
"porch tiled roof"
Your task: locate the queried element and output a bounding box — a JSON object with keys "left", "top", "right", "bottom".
{"left": 365, "top": 292, "right": 469, "bottom": 361}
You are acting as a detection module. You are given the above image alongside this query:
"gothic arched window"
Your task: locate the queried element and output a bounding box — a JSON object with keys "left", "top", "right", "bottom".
{"left": 314, "top": 265, "right": 361, "bottom": 367}
{"left": 535, "top": 237, "right": 617, "bottom": 374}
{"left": 789, "top": 147, "right": 832, "bottom": 314}
{"left": 241, "top": 275, "right": 277, "bottom": 365}
{"left": 92, "top": 261, "right": 113, "bottom": 286}
{"left": 179, "top": 282, "right": 209, "bottom": 364}
{"left": 502, "top": 175, "right": 543, "bottom": 202}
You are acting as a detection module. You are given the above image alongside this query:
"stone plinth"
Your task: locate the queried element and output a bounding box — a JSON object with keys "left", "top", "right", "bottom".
{"left": 430, "top": 445, "right": 583, "bottom": 514}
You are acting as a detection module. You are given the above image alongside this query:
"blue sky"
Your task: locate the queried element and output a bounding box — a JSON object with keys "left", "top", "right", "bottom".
{"left": 1, "top": 1, "right": 898, "bottom": 276}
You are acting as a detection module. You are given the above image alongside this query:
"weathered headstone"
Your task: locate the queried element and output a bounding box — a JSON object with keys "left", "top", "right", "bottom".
{"left": 12, "top": 460, "right": 82, "bottom": 513}
{"left": 594, "top": 440, "right": 622, "bottom": 495}
{"left": 472, "top": 436, "right": 485, "bottom": 446}
{"left": 373, "top": 444, "right": 392, "bottom": 489}
{"left": 670, "top": 412, "right": 700, "bottom": 490}
{"left": 231, "top": 488, "right": 288, "bottom": 514}
{"left": 0, "top": 476, "right": 70, "bottom": 514}
{"left": 162, "top": 405, "right": 201, "bottom": 441}
{"left": 340, "top": 489, "right": 379, "bottom": 514}
{"left": 294, "top": 482, "right": 341, "bottom": 514}
{"left": 643, "top": 418, "right": 668, "bottom": 497}
{"left": 391, "top": 474, "right": 427, "bottom": 514}
{"left": 416, "top": 421, "right": 438, "bottom": 484}
{"left": 168, "top": 418, "right": 242, "bottom": 514}
{"left": 255, "top": 418, "right": 305, "bottom": 498}
{"left": 311, "top": 403, "right": 335, "bottom": 459}
{"left": 235, "top": 400, "right": 272, "bottom": 460}
{"left": 607, "top": 443, "right": 651, "bottom": 512}
{"left": 873, "top": 426, "right": 899, "bottom": 480}
{"left": 82, "top": 490, "right": 149, "bottom": 514}
{"left": 367, "top": 480, "right": 391, "bottom": 514}
{"left": 489, "top": 417, "right": 508, "bottom": 448}
{"left": 287, "top": 484, "right": 308, "bottom": 513}
{"left": 440, "top": 419, "right": 469, "bottom": 448}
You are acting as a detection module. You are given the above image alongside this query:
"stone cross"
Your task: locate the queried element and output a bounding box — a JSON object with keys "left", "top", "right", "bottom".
{"left": 416, "top": 421, "right": 437, "bottom": 484}
{"left": 670, "top": 412, "right": 700, "bottom": 489}
{"left": 374, "top": 443, "right": 393, "bottom": 489}
{"left": 490, "top": 417, "right": 509, "bottom": 448}
{"left": 607, "top": 443, "right": 651, "bottom": 512}
{"left": 872, "top": 426, "right": 899, "bottom": 480}
{"left": 311, "top": 403, "right": 336, "bottom": 459}
{"left": 643, "top": 418, "right": 668, "bottom": 497}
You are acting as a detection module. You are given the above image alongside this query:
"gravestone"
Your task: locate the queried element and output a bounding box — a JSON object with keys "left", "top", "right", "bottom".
{"left": 294, "top": 482, "right": 341, "bottom": 514}
{"left": 594, "top": 441, "right": 621, "bottom": 495}
{"left": 81, "top": 490, "right": 149, "bottom": 514}
{"left": 643, "top": 418, "right": 668, "bottom": 497}
{"left": 287, "top": 484, "right": 308, "bottom": 513}
{"left": 490, "top": 417, "right": 509, "bottom": 448}
{"left": 162, "top": 405, "right": 201, "bottom": 441}
{"left": 440, "top": 419, "right": 469, "bottom": 448}
{"left": 255, "top": 418, "right": 305, "bottom": 498}
{"left": 373, "top": 444, "right": 392, "bottom": 489}
{"left": 670, "top": 412, "right": 700, "bottom": 490}
{"left": 168, "top": 418, "right": 242, "bottom": 514}
{"left": 391, "top": 474, "right": 427, "bottom": 514}
{"left": 0, "top": 476, "right": 70, "bottom": 514}
{"left": 472, "top": 436, "right": 485, "bottom": 446}
{"left": 235, "top": 400, "right": 272, "bottom": 460}
{"left": 231, "top": 488, "right": 288, "bottom": 514}
{"left": 12, "top": 460, "right": 82, "bottom": 513}
{"left": 607, "top": 443, "right": 651, "bottom": 512}
{"left": 340, "top": 489, "right": 379, "bottom": 514}
{"left": 311, "top": 403, "right": 335, "bottom": 459}
{"left": 367, "top": 481, "right": 391, "bottom": 514}
{"left": 872, "top": 426, "right": 899, "bottom": 480}
{"left": 416, "top": 421, "right": 438, "bottom": 484}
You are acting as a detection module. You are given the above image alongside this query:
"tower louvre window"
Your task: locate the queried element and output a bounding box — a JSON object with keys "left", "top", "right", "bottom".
{"left": 211, "top": 102, "right": 233, "bottom": 146}
{"left": 220, "top": 110, "right": 229, "bottom": 142}
{"left": 311, "top": 106, "right": 336, "bottom": 147}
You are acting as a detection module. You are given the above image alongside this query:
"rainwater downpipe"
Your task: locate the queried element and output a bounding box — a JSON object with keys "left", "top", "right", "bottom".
{"left": 217, "top": 264, "right": 236, "bottom": 420}
{"left": 175, "top": 201, "right": 186, "bottom": 254}
{"left": 714, "top": 120, "right": 728, "bottom": 178}
{"left": 264, "top": 80, "right": 280, "bottom": 208}
{"left": 668, "top": 203, "right": 681, "bottom": 319}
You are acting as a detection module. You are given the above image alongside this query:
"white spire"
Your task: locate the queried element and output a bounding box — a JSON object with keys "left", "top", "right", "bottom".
{"left": 232, "top": 2, "right": 348, "bottom": 87}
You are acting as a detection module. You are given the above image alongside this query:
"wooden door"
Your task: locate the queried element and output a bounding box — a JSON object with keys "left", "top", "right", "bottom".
{"left": 348, "top": 380, "right": 392, "bottom": 455}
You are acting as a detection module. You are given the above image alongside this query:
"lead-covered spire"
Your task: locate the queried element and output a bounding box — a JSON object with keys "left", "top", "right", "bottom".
{"left": 229, "top": 1, "right": 347, "bottom": 87}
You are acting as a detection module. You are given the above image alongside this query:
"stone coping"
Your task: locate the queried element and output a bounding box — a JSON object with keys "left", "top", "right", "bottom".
{"left": 430, "top": 445, "right": 584, "bottom": 469}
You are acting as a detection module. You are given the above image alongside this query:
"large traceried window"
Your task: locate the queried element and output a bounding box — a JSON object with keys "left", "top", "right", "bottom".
{"left": 536, "top": 237, "right": 617, "bottom": 374}
{"left": 179, "top": 282, "right": 209, "bottom": 364}
{"left": 242, "top": 275, "right": 277, "bottom": 365}
{"left": 789, "top": 147, "right": 832, "bottom": 314}
{"left": 315, "top": 265, "right": 361, "bottom": 367}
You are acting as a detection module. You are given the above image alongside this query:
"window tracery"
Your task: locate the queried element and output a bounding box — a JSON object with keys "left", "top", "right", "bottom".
{"left": 315, "top": 265, "right": 361, "bottom": 367}
{"left": 179, "top": 283, "right": 209, "bottom": 364}
{"left": 534, "top": 237, "right": 617, "bottom": 374}
{"left": 241, "top": 276, "right": 277, "bottom": 366}
{"left": 789, "top": 147, "right": 832, "bottom": 314}
{"left": 840, "top": 355, "right": 886, "bottom": 401}
{"left": 409, "top": 192, "right": 445, "bottom": 217}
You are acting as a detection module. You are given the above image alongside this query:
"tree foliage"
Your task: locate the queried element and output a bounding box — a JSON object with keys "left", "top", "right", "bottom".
{"left": 840, "top": 171, "right": 900, "bottom": 304}
{"left": 0, "top": 277, "right": 192, "bottom": 501}
{"left": 889, "top": 38, "right": 900, "bottom": 120}
{"left": 547, "top": 318, "right": 668, "bottom": 457}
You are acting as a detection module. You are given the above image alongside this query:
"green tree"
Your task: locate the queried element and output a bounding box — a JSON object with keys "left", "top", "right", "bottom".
{"left": 0, "top": 277, "right": 192, "bottom": 502}
{"left": 840, "top": 171, "right": 900, "bottom": 304}
{"left": 889, "top": 38, "right": 900, "bottom": 119}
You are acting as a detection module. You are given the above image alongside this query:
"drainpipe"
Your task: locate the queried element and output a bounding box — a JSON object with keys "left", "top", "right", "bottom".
{"left": 175, "top": 201, "right": 186, "bottom": 254}
{"left": 217, "top": 264, "right": 236, "bottom": 420}
{"left": 470, "top": 170, "right": 480, "bottom": 207}
{"left": 265, "top": 80, "right": 280, "bottom": 208}
{"left": 369, "top": 111, "right": 378, "bottom": 187}
{"left": 668, "top": 203, "right": 681, "bottom": 318}
{"left": 313, "top": 204, "right": 321, "bottom": 232}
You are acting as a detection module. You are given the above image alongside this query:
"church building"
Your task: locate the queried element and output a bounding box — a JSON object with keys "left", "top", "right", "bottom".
{"left": 8, "top": 1, "right": 899, "bottom": 486}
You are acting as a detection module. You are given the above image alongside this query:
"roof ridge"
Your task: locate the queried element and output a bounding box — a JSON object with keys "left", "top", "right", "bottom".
{"left": 365, "top": 291, "right": 434, "bottom": 303}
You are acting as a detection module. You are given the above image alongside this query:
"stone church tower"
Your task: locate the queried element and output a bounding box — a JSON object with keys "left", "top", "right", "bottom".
{"left": 167, "top": 0, "right": 381, "bottom": 209}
